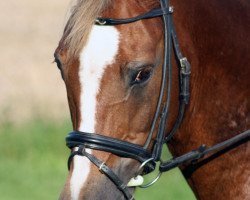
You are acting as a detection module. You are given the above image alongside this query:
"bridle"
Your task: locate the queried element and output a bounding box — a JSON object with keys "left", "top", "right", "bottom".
{"left": 65, "top": 0, "right": 250, "bottom": 199}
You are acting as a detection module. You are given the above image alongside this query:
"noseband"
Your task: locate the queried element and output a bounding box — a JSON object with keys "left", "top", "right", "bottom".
{"left": 65, "top": 0, "right": 250, "bottom": 199}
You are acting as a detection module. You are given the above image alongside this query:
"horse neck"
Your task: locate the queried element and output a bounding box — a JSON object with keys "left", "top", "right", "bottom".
{"left": 170, "top": 0, "right": 249, "bottom": 153}
{"left": 169, "top": 1, "right": 250, "bottom": 199}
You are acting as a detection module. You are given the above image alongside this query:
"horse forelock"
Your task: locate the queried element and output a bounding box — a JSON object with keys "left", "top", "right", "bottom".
{"left": 59, "top": 0, "right": 112, "bottom": 60}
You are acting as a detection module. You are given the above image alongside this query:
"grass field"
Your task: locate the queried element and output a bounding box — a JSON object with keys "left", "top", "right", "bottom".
{"left": 0, "top": 120, "right": 196, "bottom": 200}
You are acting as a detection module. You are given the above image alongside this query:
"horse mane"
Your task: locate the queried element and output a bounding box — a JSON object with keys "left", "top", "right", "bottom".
{"left": 61, "top": 0, "right": 111, "bottom": 59}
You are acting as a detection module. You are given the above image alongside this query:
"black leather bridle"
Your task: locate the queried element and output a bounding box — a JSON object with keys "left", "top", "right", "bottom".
{"left": 65, "top": 0, "right": 250, "bottom": 199}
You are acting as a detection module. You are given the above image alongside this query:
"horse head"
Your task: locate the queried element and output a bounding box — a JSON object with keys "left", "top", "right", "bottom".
{"left": 55, "top": 1, "right": 167, "bottom": 199}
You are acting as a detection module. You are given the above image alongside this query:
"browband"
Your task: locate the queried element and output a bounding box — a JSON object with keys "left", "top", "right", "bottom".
{"left": 95, "top": 7, "right": 173, "bottom": 26}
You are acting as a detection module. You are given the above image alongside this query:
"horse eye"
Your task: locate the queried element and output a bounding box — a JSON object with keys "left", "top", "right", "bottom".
{"left": 53, "top": 56, "right": 64, "bottom": 80}
{"left": 54, "top": 58, "right": 62, "bottom": 70}
{"left": 131, "top": 67, "right": 152, "bottom": 85}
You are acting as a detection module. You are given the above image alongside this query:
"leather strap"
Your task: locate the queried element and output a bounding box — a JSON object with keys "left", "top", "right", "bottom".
{"left": 151, "top": 0, "right": 173, "bottom": 161}
{"left": 160, "top": 130, "right": 250, "bottom": 172}
{"left": 95, "top": 7, "right": 173, "bottom": 26}
{"left": 164, "top": 21, "right": 191, "bottom": 142}
{"left": 68, "top": 146, "right": 134, "bottom": 200}
{"left": 66, "top": 131, "right": 156, "bottom": 173}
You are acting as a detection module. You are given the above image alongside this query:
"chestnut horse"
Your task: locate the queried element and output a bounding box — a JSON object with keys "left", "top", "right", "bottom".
{"left": 54, "top": 0, "right": 250, "bottom": 199}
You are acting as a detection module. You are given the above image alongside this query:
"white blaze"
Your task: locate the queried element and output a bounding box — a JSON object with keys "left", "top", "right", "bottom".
{"left": 70, "top": 25, "right": 120, "bottom": 200}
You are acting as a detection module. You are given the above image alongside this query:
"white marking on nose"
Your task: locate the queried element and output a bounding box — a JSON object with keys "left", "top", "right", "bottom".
{"left": 70, "top": 147, "right": 91, "bottom": 200}
{"left": 70, "top": 25, "right": 120, "bottom": 200}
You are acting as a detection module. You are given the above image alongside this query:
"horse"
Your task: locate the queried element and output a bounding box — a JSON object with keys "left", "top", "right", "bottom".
{"left": 54, "top": 0, "right": 250, "bottom": 199}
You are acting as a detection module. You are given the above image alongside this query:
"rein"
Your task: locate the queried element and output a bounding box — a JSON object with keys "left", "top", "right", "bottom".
{"left": 65, "top": 0, "right": 250, "bottom": 199}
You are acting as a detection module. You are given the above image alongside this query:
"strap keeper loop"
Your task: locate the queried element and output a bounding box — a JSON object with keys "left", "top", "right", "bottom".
{"left": 99, "top": 162, "right": 106, "bottom": 172}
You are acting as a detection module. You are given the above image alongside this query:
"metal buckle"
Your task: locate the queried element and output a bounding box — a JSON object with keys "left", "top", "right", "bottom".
{"left": 169, "top": 6, "right": 174, "bottom": 13}
{"left": 180, "top": 57, "right": 187, "bottom": 68}
{"left": 162, "top": 6, "right": 174, "bottom": 15}
{"left": 139, "top": 171, "right": 162, "bottom": 188}
{"left": 139, "top": 159, "right": 163, "bottom": 188}
{"left": 95, "top": 19, "right": 107, "bottom": 25}
{"left": 136, "top": 158, "right": 155, "bottom": 177}
{"left": 127, "top": 158, "right": 154, "bottom": 187}
{"left": 127, "top": 158, "right": 162, "bottom": 188}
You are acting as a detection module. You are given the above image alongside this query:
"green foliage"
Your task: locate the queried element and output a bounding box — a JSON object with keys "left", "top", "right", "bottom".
{"left": 0, "top": 121, "right": 196, "bottom": 200}
{"left": 0, "top": 120, "right": 70, "bottom": 200}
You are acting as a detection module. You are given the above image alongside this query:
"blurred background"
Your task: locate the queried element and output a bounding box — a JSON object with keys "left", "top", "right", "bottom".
{"left": 0, "top": 0, "right": 196, "bottom": 199}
